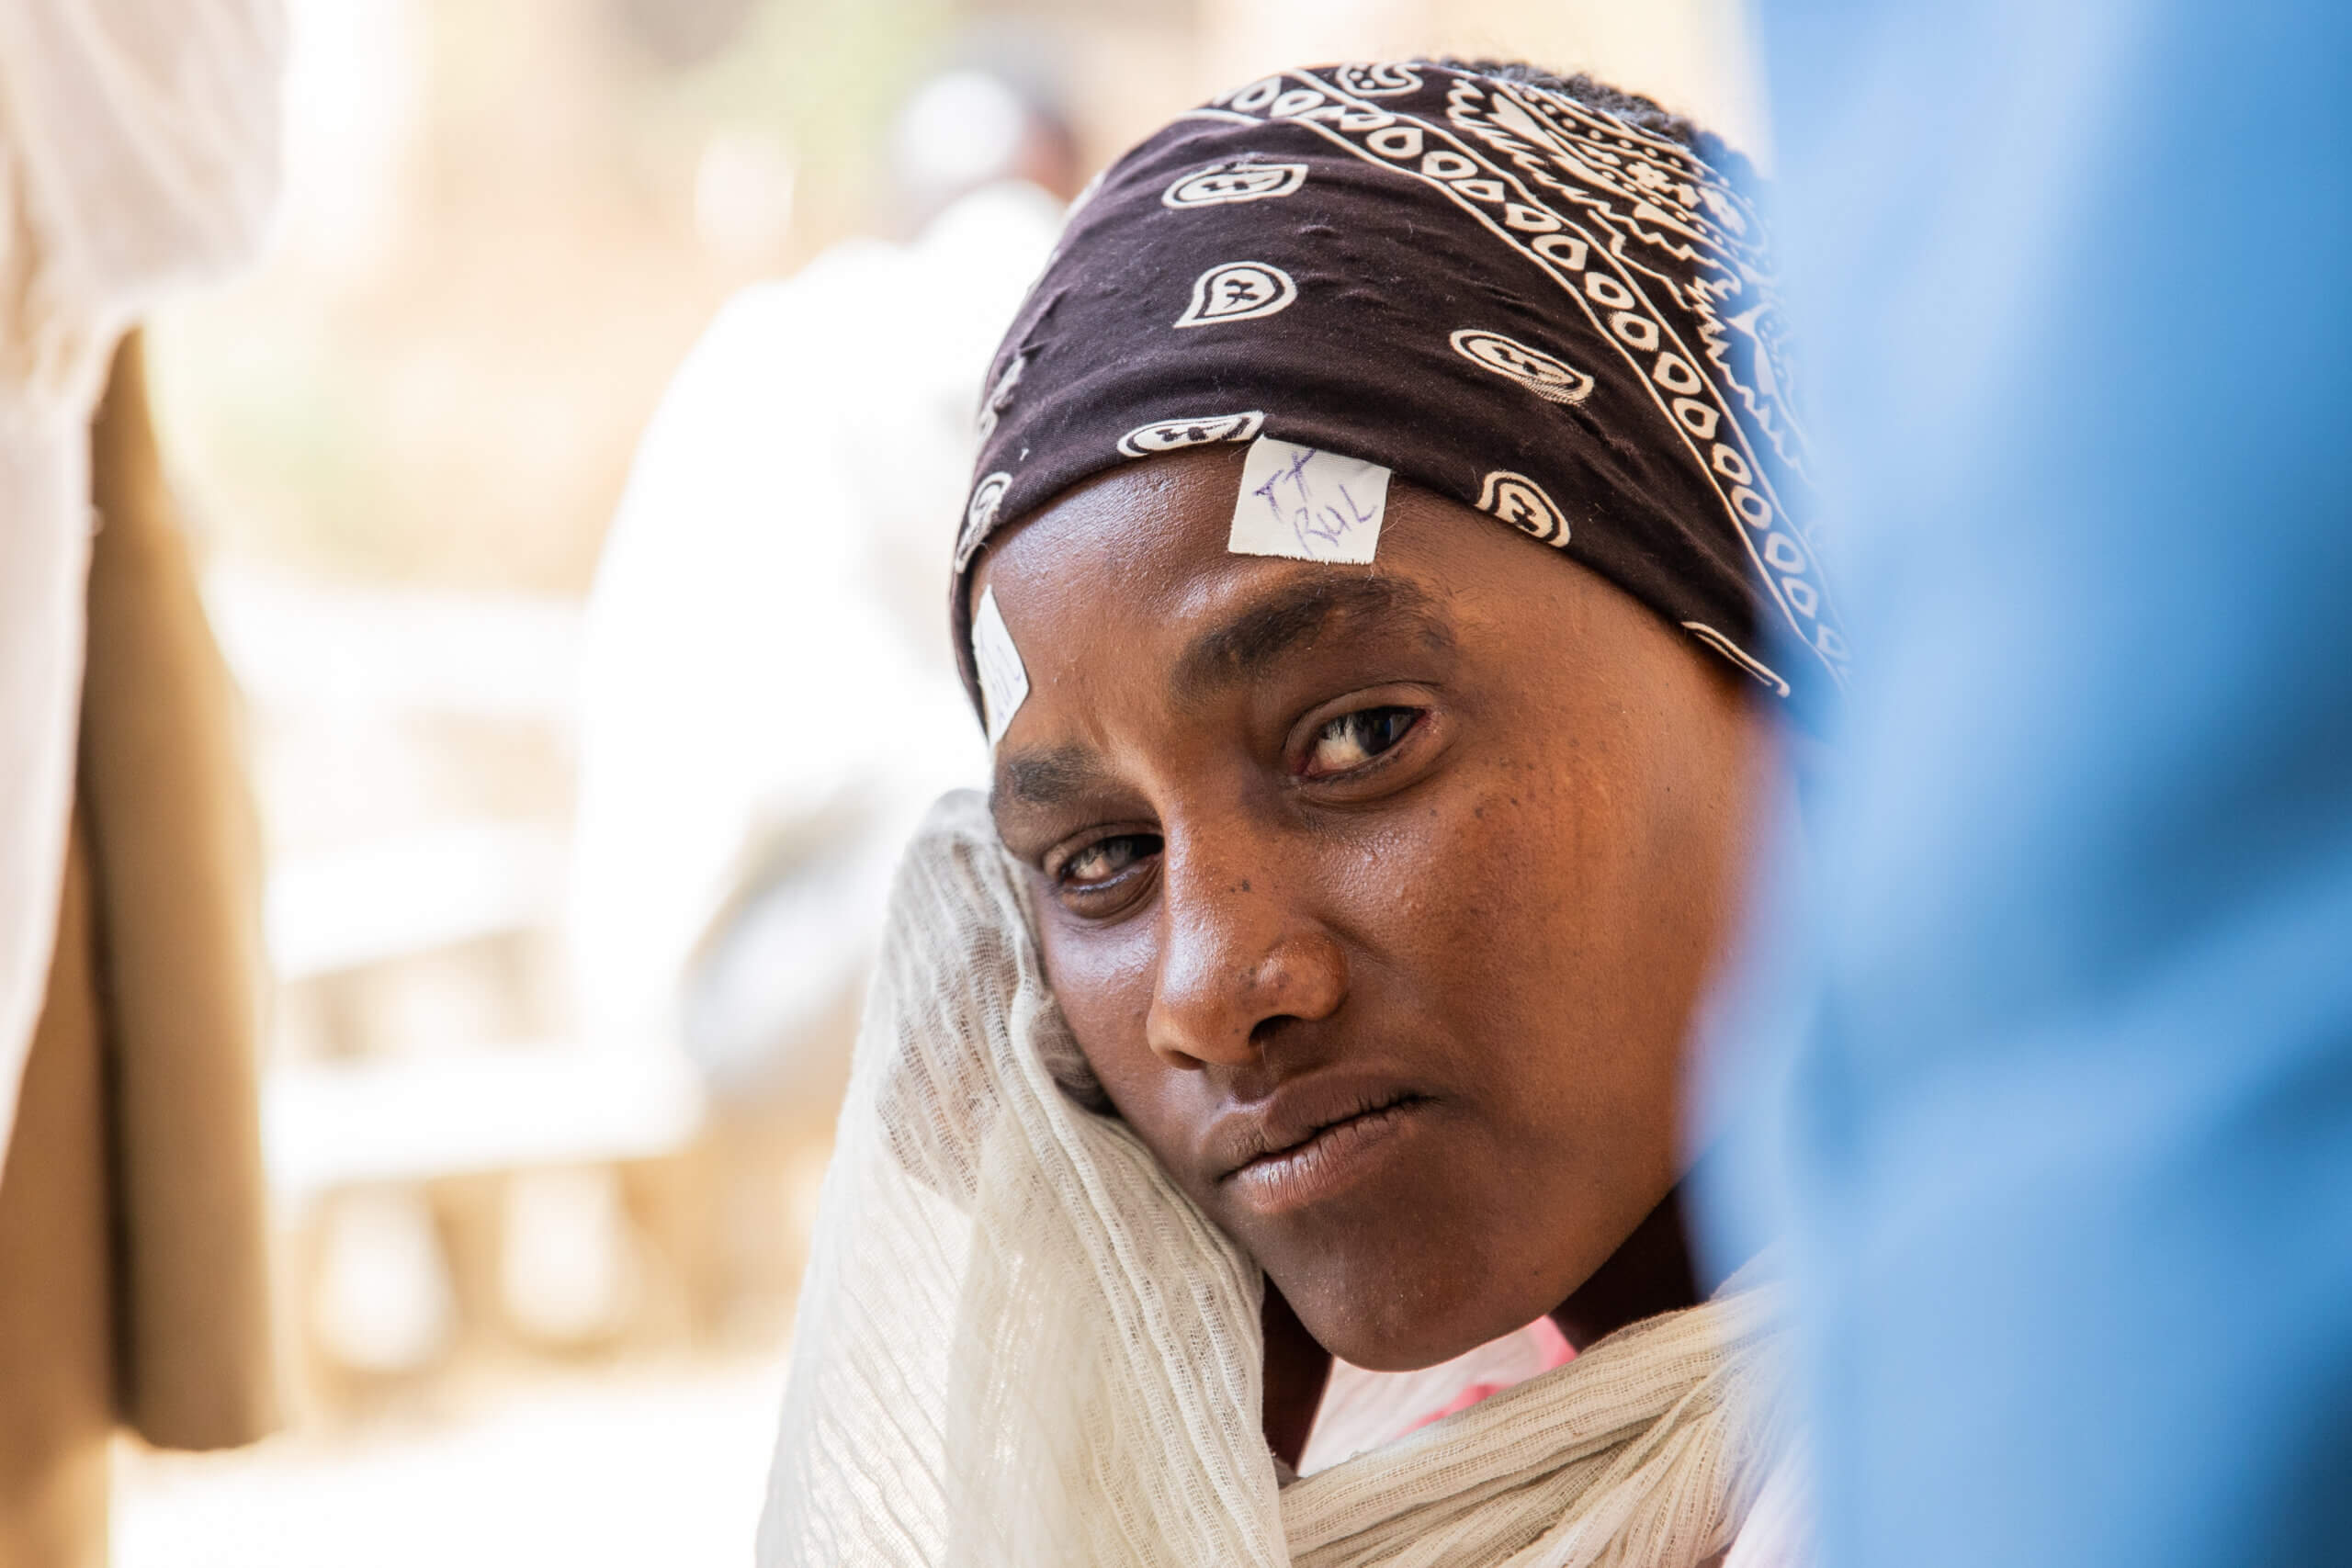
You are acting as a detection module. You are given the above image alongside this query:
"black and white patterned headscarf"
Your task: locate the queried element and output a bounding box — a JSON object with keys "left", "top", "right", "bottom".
{"left": 951, "top": 61, "right": 1846, "bottom": 714}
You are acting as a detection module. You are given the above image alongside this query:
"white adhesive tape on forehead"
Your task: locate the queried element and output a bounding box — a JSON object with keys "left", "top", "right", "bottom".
{"left": 1227, "top": 436, "right": 1391, "bottom": 564}
{"left": 971, "top": 586, "right": 1031, "bottom": 747}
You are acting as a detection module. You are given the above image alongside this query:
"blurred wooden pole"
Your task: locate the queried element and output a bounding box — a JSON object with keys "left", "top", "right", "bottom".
{"left": 0, "top": 828, "right": 114, "bottom": 1568}
{"left": 81, "top": 331, "right": 282, "bottom": 1450}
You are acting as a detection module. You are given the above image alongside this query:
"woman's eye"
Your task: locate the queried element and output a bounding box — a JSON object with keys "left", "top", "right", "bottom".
{"left": 1304, "top": 706, "right": 1422, "bottom": 777}
{"left": 1059, "top": 833, "right": 1159, "bottom": 888}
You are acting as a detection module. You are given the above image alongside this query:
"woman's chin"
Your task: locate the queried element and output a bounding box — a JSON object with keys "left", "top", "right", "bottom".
{"left": 1280, "top": 1256, "right": 1566, "bottom": 1374}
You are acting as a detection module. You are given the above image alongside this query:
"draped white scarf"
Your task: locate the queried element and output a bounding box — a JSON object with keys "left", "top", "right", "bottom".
{"left": 756, "top": 791, "right": 1797, "bottom": 1568}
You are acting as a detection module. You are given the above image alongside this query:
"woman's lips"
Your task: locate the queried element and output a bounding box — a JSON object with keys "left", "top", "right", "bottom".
{"left": 1216, "top": 1092, "right": 1431, "bottom": 1217}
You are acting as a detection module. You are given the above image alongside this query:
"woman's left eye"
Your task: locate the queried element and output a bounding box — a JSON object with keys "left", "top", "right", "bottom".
{"left": 1303, "top": 705, "right": 1422, "bottom": 777}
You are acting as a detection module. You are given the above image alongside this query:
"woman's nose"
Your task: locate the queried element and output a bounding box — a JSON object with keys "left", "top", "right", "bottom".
{"left": 1144, "top": 840, "right": 1345, "bottom": 1070}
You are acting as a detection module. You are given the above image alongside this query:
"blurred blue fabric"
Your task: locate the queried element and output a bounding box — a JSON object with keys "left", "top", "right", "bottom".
{"left": 1733, "top": 3, "right": 2352, "bottom": 1564}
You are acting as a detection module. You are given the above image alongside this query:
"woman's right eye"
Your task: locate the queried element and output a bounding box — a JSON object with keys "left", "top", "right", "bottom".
{"left": 1057, "top": 832, "right": 1161, "bottom": 890}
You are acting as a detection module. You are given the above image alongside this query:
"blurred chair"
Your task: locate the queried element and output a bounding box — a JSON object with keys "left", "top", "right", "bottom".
{"left": 221, "top": 598, "right": 707, "bottom": 1386}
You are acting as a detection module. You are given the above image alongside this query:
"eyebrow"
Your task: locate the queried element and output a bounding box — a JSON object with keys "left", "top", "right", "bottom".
{"left": 1000, "top": 744, "right": 1113, "bottom": 810}
{"left": 1172, "top": 574, "right": 1454, "bottom": 704}
{"left": 991, "top": 573, "right": 1458, "bottom": 816}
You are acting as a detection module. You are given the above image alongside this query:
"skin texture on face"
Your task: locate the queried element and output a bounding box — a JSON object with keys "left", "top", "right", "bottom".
{"left": 978, "top": 446, "right": 1768, "bottom": 1381}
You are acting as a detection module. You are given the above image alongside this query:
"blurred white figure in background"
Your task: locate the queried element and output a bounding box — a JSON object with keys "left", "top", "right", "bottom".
{"left": 568, "top": 64, "right": 1080, "bottom": 1121}
{"left": 0, "top": 0, "right": 283, "bottom": 1163}
{"left": 0, "top": 5, "right": 285, "bottom": 1558}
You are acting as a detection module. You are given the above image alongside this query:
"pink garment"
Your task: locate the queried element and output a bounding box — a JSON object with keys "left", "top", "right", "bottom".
{"left": 1295, "top": 1315, "right": 1576, "bottom": 1477}
{"left": 1419, "top": 1315, "right": 1577, "bottom": 1427}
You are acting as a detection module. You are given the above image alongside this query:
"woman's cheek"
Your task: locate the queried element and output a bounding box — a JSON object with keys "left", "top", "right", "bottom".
{"left": 1038, "top": 916, "right": 1159, "bottom": 1080}
{"left": 1418, "top": 776, "right": 1567, "bottom": 1005}
{"left": 1407, "top": 758, "right": 1540, "bottom": 895}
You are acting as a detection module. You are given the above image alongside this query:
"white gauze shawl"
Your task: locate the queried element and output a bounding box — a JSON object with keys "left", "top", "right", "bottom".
{"left": 757, "top": 791, "right": 1795, "bottom": 1568}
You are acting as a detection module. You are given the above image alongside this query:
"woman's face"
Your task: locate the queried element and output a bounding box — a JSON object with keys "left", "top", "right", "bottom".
{"left": 978, "top": 446, "right": 1768, "bottom": 1372}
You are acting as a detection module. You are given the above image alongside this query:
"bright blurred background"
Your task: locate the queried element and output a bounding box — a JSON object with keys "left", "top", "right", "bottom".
{"left": 126, "top": 2, "right": 1760, "bottom": 1562}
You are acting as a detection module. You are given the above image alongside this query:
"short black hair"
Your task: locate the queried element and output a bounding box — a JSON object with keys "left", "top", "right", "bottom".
{"left": 1435, "top": 59, "right": 1757, "bottom": 189}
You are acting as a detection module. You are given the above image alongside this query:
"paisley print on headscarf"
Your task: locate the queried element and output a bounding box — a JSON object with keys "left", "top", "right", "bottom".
{"left": 952, "top": 61, "right": 1846, "bottom": 719}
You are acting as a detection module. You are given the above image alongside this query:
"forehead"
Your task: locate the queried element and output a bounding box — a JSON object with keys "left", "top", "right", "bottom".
{"left": 973, "top": 446, "right": 1498, "bottom": 657}
{"left": 975, "top": 448, "right": 1504, "bottom": 818}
